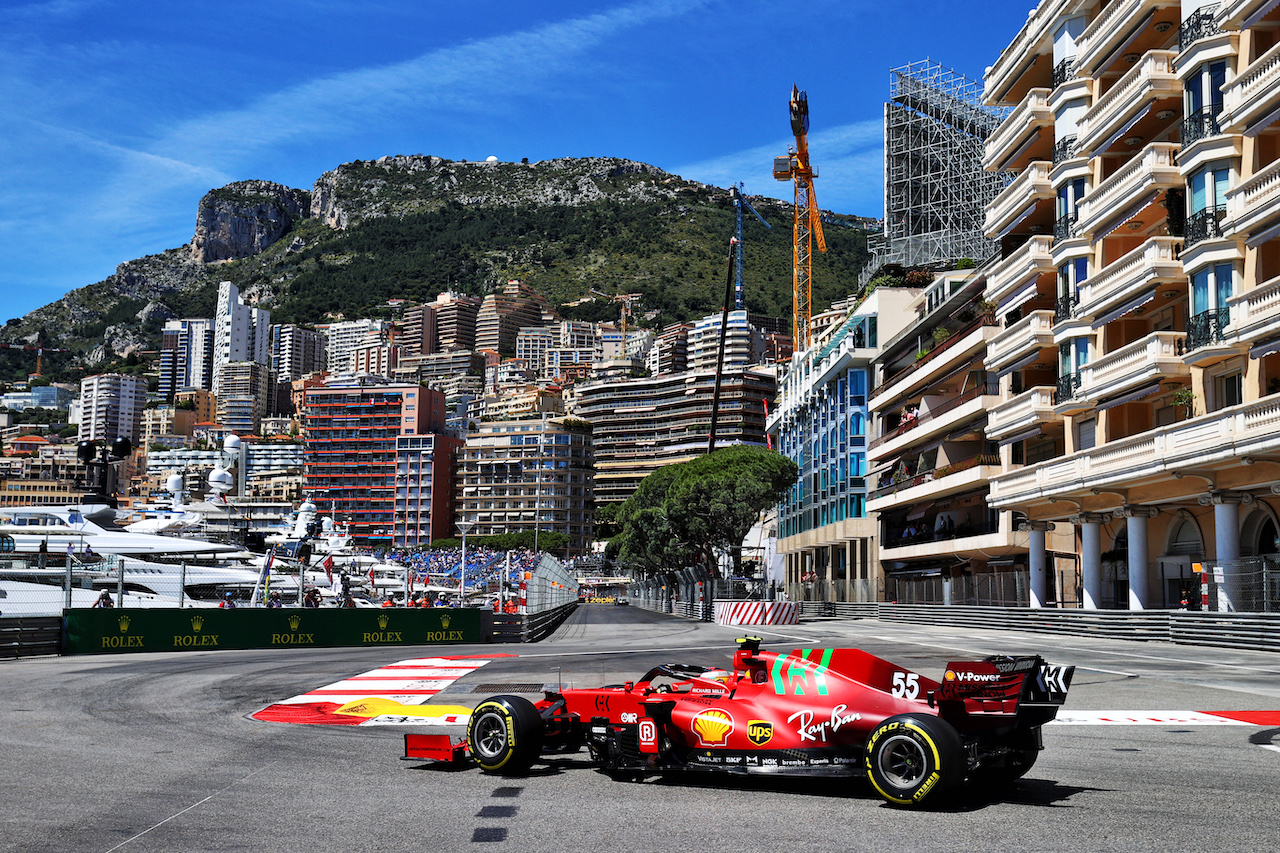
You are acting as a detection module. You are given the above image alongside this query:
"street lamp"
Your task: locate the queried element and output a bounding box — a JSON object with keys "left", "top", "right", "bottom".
{"left": 457, "top": 518, "right": 475, "bottom": 606}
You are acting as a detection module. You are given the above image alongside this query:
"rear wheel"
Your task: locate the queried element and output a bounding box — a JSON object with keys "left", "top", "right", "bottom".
{"left": 467, "top": 695, "right": 544, "bottom": 775}
{"left": 986, "top": 728, "right": 1040, "bottom": 783}
{"left": 864, "top": 714, "right": 963, "bottom": 806}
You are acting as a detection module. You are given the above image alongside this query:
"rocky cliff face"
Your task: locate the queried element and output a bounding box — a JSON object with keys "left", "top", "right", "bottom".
{"left": 308, "top": 155, "right": 680, "bottom": 230}
{"left": 190, "top": 180, "right": 310, "bottom": 263}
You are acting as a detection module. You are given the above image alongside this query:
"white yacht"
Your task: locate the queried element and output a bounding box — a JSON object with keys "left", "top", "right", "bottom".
{"left": 0, "top": 503, "right": 241, "bottom": 558}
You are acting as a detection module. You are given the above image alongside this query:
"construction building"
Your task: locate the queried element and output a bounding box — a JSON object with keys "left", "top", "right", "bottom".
{"left": 872, "top": 61, "right": 1010, "bottom": 275}
{"left": 457, "top": 417, "right": 594, "bottom": 555}
{"left": 302, "top": 381, "right": 452, "bottom": 546}
{"left": 978, "top": 0, "right": 1280, "bottom": 611}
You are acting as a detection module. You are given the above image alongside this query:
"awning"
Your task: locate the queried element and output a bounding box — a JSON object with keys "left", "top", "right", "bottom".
{"left": 1245, "top": 216, "right": 1280, "bottom": 250}
{"left": 1096, "top": 381, "right": 1162, "bottom": 411}
{"left": 1092, "top": 190, "right": 1159, "bottom": 245}
{"left": 998, "top": 425, "right": 1043, "bottom": 447}
{"left": 1089, "top": 100, "right": 1153, "bottom": 159}
{"left": 997, "top": 349, "right": 1046, "bottom": 379}
{"left": 1092, "top": 289, "right": 1155, "bottom": 328}
{"left": 997, "top": 276, "right": 1042, "bottom": 314}
{"left": 906, "top": 501, "right": 935, "bottom": 521}
{"left": 997, "top": 201, "right": 1039, "bottom": 239}
{"left": 1093, "top": 9, "right": 1156, "bottom": 82}
{"left": 866, "top": 459, "right": 895, "bottom": 478}
{"left": 995, "top": 128, "right": 1043, "bottom": 172}
{"left": 1245, "top": 0, "right": 1280, "bottom": 30}
{"left": 1250, "top": 336, "right": 1280, "bottom": 360}
{"left": 947, "top": 416, "right": 987, "bottom": 441}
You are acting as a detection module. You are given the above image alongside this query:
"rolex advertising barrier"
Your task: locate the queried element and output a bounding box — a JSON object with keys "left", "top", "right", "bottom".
{"left": 63, "top": 607, "right": 484, "bottom": 656}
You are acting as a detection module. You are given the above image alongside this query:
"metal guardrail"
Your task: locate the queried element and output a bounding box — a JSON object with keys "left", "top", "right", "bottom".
{"left": 0, "top": 617, "right": 62, "bottom": 658}
{"left": 491, "top": 602, "right": 579, "bottom": 643}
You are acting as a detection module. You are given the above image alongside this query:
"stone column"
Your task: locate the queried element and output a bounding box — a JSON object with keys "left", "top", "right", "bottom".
{"left": 1116, "top": 506, "right": 1159, "bottom": 610}
{"left": 1072, "top": 513, "right": 1110, "bottom": 609}
{"left": 1019, "top": 520, "right": 1056, "bottom": 609}
{"left": 1199, "top": 491, "right": 1252, "bottom": 611}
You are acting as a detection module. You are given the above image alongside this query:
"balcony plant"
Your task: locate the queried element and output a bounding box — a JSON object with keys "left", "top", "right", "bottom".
{"left": 1173, "top": 387, "right": 1196, "bottom": 419}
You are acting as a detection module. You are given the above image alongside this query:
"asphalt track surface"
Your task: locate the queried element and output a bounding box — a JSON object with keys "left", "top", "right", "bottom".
{"left": 3, "top": 605, "right": 1280, "bottom": 853}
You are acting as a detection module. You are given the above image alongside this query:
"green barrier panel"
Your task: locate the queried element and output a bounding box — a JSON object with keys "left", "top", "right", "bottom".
{"left": 64, "top": 607, "right": 483, "bottom": 655}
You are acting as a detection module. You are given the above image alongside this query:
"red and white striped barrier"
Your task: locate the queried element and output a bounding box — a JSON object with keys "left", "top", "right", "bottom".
{"left": 714, "top": 600, "right": 798, "bottom": 626}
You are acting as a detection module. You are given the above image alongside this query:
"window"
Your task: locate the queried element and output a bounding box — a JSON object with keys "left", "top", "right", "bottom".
{"left": 1184, "top": 60, "right": 1227, "bottom": 146}
{"left": 1187, "top": 163, "right": 1230, "bottom": 246}
{"left": 1189, "top": 263, "right": 1234, "bottom": 349}
{"left": 1214, "top": 371, "right": 1243, "bottom": 410}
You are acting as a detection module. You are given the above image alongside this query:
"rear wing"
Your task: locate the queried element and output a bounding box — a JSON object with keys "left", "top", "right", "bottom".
{"left": 933, "top": 655, "right": 1074, "bottom": 721}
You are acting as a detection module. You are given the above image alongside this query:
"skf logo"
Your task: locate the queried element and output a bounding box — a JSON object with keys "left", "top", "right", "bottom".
{"left": 747, "top": 720, "right": 773, "bottom": 746}
{"left": 440, "top": 614, "right": 451, "bottom": 629}
{"left": 190, "top": 615, "right": 204, "bottom": 631}
{"left": 117, "top": 614, "right": 131, "bottom": 632}
{"left": 377, "top": 613, "right": 389, "bottom": 629}
{"left": 288, "top": 614, "right": 302, "bottom": 630}
{"left": 692, "top": 709, "right": 734, "bottom": 746}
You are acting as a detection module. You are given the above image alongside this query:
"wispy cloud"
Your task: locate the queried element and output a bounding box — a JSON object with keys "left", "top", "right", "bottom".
{"left": 673, "top": 118, "right": 884, "bottom": 214}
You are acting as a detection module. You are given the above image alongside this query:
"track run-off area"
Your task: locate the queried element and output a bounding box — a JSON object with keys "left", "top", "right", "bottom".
{"left": 3, "top": 605, "right": 1279, "bottom": 852}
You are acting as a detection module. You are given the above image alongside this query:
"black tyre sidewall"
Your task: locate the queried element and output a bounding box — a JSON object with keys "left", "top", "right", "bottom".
{"left": 864, "top": 714, "right": 961, "bottom": 806}
{"left": 467, "top": 695, "right": 543, "bottom": 774}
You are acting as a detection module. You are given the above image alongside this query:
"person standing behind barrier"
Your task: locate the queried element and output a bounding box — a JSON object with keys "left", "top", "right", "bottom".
{"left": 93, "top": 590, "right": 114, "bottom": 608}
{"left": 38, "top": 538, "right": 48, "bottom": 570}
{"left": 220, "top": 591, "right": 237, "bottom": 609}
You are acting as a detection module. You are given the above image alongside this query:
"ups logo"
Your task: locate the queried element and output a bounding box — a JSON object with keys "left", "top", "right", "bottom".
{"left": 747, "top": 720, "right": 773, "bottom": 746}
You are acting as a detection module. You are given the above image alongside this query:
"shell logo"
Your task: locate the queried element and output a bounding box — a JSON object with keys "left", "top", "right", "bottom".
{"left": 692, "top": 709, "right": 734, "bottom": 746}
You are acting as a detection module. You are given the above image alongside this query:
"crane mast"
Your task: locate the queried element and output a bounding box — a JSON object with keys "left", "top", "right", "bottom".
{"left": 730, "top": 183, "right": 771, "bottom": 312}
{"left": 773, "top": 85, "right": 826, "bottom": 351}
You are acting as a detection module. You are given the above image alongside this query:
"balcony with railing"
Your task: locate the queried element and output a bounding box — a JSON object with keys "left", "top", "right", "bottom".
{"left": 1181, "top": 3, "right": 1222, "bottom": 51}
{"left": 870, "top": 314, "right": 1000, "bottom": 411}
{"left": 1181, "top": 106, "right": 1223, "bottom": 150}
{"left": 1079, "top": 331, "right": 1190, "bottom": 404}
{"left": 1054, "top": 372, "right": 1085, "bottom": 411}
{"left": 1055, "top": 294, "right": 1079, "bottom": 323}
{"left": 984, "top": 88, "right": 1053, "bottom": 172}
{"left": 1076, "top": 237, "right": 1184, "bottom": 323}
{"left": 1187, "top": 306, "right": 1232, "bottom": 351}
{"left": 1076, "top": 0, "right": 1178, "bottom": 78}
{"left": 1225, "top": 157, "right": 1280, "bottom": 240}
{"left": 983, "top": 160, "right": 1054, "bottom": 239}
{"left": 1052, "top": 135, "right": 1079, "bottom": 166}
{"left": 983, "top": 0, "right": 1069, "bottom": 104}
{"left": 868, "top": 454, "right": 1001, "bottom": 507}
{"left": 1222, "top": 38, "right": 1280, "bottom": 135}
{"left": 987, "top": 385, "right": 1063, "bottom": 442}
{"left": 985, "top": 235, "right": 1054, "bottom": 307}
{"left": 1229, "top": 273, "right": 1280, "bottom": 347}
{"left": 1075, "top": 143, "right": 1182, "bottom": 238}
{"left": 867, "top": 383, "right": 999, "bottom": 463}
{"left": 1053, "top": 213, "right": 1079, "bottom": 243}
{"left": 990, "top": 393, "right": 1280, "bottom": 508}
{"left": 1052, "top": 58, "right": 1077, "bottom": 90}
{"left": 1185, "top": 205, "right": 1227, "bottom": 248}
{"left": 987, "top": 310, "right": 1056, "bottom": 375}
{"left": 1076, "top": 51, "right": 1180, "bottom": 157}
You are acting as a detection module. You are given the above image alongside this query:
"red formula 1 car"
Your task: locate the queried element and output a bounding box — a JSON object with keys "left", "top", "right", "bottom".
{"left": 404, "top": 637, "right": 1075, "bottom": 806}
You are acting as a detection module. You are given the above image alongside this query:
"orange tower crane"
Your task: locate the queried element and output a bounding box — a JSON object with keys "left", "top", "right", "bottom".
{"left": 773, "top": 85, "right": 826, "bottom": 351}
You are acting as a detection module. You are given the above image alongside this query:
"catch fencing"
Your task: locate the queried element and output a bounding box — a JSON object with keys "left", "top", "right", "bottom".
{"left": 491, "top": 554, "right": 580, "bottom": 643}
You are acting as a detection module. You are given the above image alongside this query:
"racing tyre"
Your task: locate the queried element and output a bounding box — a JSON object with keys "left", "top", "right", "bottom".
{"left": 467, "top": 695, "right": 544, "bottom": 775}
{"left": 864, "top": 714, "right": 963, "bottom": 807}
{"left": 986, "top": 728, "right": 1040, "bottom": 783}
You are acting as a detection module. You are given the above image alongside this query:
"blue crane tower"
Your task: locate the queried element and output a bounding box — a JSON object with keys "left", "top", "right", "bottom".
{"left": 729, "top": 183, "right": 771, "bottom": 311}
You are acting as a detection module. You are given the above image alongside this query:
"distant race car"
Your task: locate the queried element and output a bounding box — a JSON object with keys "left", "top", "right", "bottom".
{"left": 405, "top": 637, "right": 1075, "bottom": 806}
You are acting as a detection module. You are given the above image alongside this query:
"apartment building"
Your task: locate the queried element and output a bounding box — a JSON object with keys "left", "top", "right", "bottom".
{"left": 980, "top": 0, "right": 1280, "bottom": 611}
{"left": 430, "top": 291, "right": 481, "bottom": 352}
{"left": 570, "top": 368, "right": 776, "bottom": 506}
{"left": 79, "top": 374, "right": 146, "bottom": 444}
{"left": 476, "top": 280, "right": 554, "bottom": 355}
{"left": 392, "top": 433, "right": 463, "bottom": 547}
{"left": 157, "top": 318, "right": 214, "bottom": 400}
{"left": 212, "top": 282, "right": 270, "bottom": 397}
{"left": 456, "top": 417, "right": 594, "bottom": 555}
{"left": 302, "top": 382, "right": 450, "bottom": 546}
{"left": 215, "top": 361, "right": 272, "bottom": 435}
{"left": 771, "top": 286, "right": 918, "bottom": 602}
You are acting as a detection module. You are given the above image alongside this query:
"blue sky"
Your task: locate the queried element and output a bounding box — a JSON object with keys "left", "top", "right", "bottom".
{"left": 0, "top": 0, "right": 1036, "bottom": 321}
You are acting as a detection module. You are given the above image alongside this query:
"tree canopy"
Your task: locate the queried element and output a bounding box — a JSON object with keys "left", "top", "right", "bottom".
{"left": 610, "top": 445, "right": 798, "bottom": 578}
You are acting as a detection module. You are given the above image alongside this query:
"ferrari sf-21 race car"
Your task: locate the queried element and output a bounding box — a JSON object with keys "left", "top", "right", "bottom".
{"left": 404, "top": 637, "right": 1075, "bottom": 806}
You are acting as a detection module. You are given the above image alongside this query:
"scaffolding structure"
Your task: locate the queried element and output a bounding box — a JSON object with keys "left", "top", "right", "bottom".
{"left": 875, "top": 60, "right": 1010, "bottom": 275}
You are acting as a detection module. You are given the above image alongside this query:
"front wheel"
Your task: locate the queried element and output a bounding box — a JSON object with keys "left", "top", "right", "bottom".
{"left": 466, "top": 695, "right": 544, "bottom": 775}
{"left": 864, "top": 714, "right": 963, "bottom": 806}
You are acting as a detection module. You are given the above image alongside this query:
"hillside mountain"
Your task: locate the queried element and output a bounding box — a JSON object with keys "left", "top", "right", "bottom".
{"left": 0, "top": 155, "right": 872, "bottom": 384}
